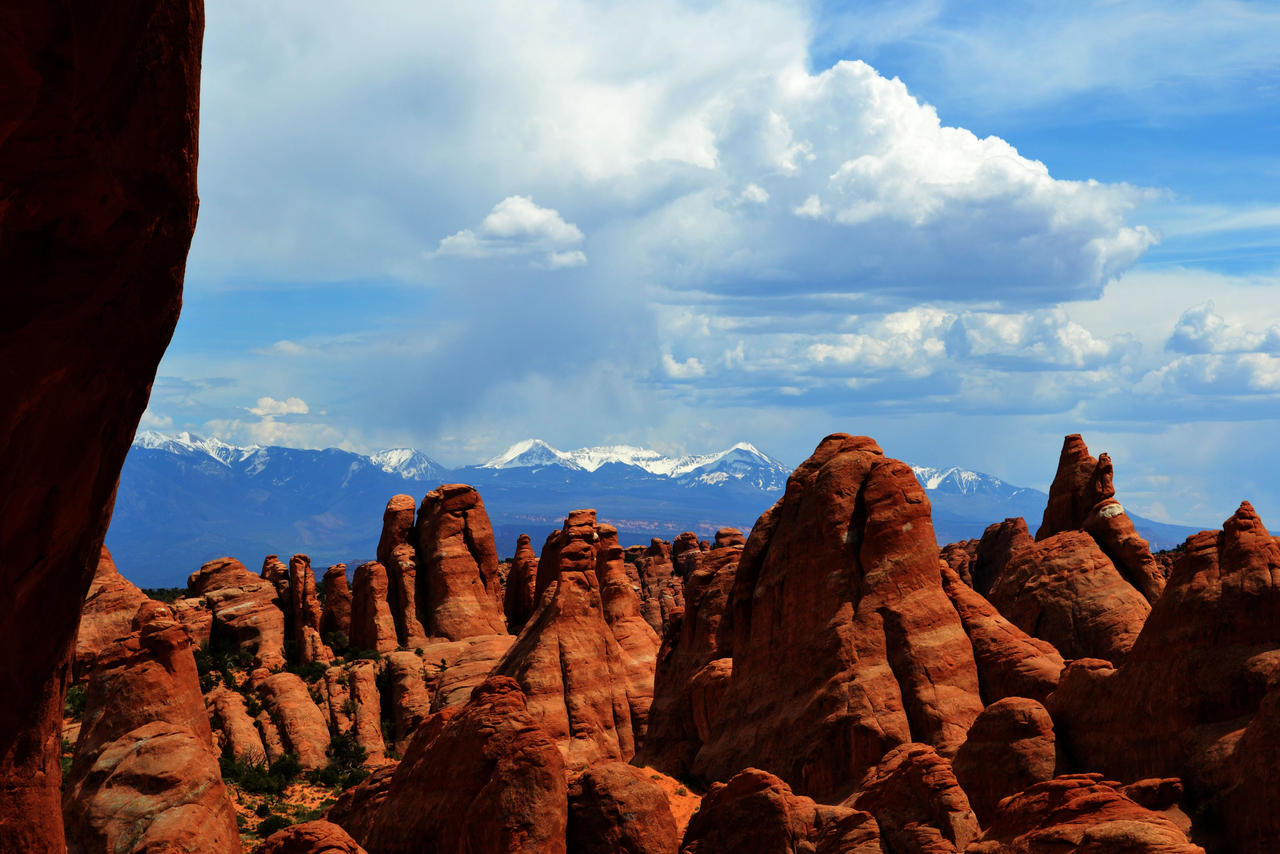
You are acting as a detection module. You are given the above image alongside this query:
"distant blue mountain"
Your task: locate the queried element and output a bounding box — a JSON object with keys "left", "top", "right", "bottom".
{"left": 105, "top": 432, "right": 1202, "bottom": 586}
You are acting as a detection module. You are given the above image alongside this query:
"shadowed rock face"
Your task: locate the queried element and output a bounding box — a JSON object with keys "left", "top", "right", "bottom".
{"left": 639, "top": 530, "right": 743, "bottom": 777}
{"left": 320, "top": 564, "right": 352, "bottom": 639}
{"left": 953, "top": 698, "right": 1057, "bottom": 826}
{"left": 503, "top": 533, "right": 539, "bottom": 633}
{"left": 694, "top": 434, "right": 984, "bottom": 800}
{"left": 567, "top": 762, "right": 679, "bottom": 854}
{"left": 967, "top": 774, "right": 1203, "bottom": 854}
{"left": 849, "top": 742, "right": 979, "bottom": 853}
{"left": 258, "top": 820, "right": 368, "bottom": 854}
{"left": 415, "top": 484, "right": 507, "bottom": 639}
{"left": 593, "top": 523, "right": 660, "bottom": 738}
{"left": 289, "top": 554, "right": 333, "bottom": 665}
{"left": 1049, "top": 501, "right": 1280, "bottom": 842}
{"left": 0, "top": 3, "right": 202, "bottom": 845}
{"left": 363, "top": 676, "right": 568, "bottom": 854}
{"left": 680, "top": 768, "right": 882, "bottom": 854}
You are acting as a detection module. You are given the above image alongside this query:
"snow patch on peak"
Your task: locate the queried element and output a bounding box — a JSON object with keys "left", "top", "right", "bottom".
{"left": 134, "top": 430, "right": 261, "bottom": 465}
{"left": 482, "top": 439, "right": 577, "bottom": 470}
{"left": 370, "top": 448, "right": 442, "bottom": 480}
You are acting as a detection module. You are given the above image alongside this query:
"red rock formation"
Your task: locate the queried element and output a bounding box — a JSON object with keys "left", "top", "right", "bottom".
{"left": 73, "top": 547, "right": 149, "bottom": 681}
{"left": 382, "top": 652, "right": 432, "bottom": 754}
{"left": 377, "top": 495, "right": 430, "bottom": 649}
{"left": 348, "top": 561, "right": 398, "bottom": 654}
{"left": 694, "top": 435, "right": 983, "bottom": 800}
{"left": 594, "top": 523, "right": 660, "bottom": 738}
{"left": 321, "top": 663, "right": 386, "bottom": 766}
{"left": 939, "top": 565, "right": 1063, "bottom": 704}
{"left": 567, "top": 762, "right": 679, "bottom": 854}
{"left": 63, "top": 609, "right": 238, "bottom": 852}
{"left": 0, "top": 3, "right": 202, "bottom": 845}
{"left": 189, "top": 557, "right": 288, "bottom": 669}
{"left": 363, "top": 676, "right": 568, "bottom": 853}
{"left": 503, "top": 533, "right": 540, "bottom": 633}
{"left": 672, "top": 531, "right": 703, "bottom": 579}
{"left": 63, "top": 722, "right": 241, "bottom": 854}
{"left": 320, "top": 564, "right": 352, "bottom": 640}
{"left": 494, "top": 520, "right": 640, "bottom": 770}
{"left": 207, "top": 686, "right": 268, "bottom": 766}
{"left": 326, "top": 763, "right": 397, "bottom": 846}
{"left": 258, "top": 820, "right": 368, "bottom": 854}
{"left": 640, "top": 531, "right": 743, "bottom": 776}
{"left": 255, "top": 671, "right": 331, "bottom": 770}
{"left": 289, "top": 554, "right": 334, "bottom": 665}
{"left": 534, "top": 509, "right": 596, "bottom": 601}
{"left": 262, "top": 554, "right": 291, "bottom": 602}
{"left": 415, "top": 484, "right": 508, "bottom": 639}
{"left": 171, "top": 596, "right": 213, "bottom": 648}
{"left": 988, "top": 531, "right": 1149, "bottom": 663}
{"left": 952, "top": 698, "right": 1057, "bottom": 826}
{"left": 637, "top": 538, "right": 684, "bottom": 635}
{"left": 971, "top": 517, "right": 1034, "bottom": 597}
{"left": 939, "top": 539, "right": 978, "bottom": 587}
{"left": 967, "top": 774, "right": 1203, "bottom": 853}
{"left": 849, "top": 742, "right": 979, "bottom": 853}
{"left": 423, "top": 635, "right": 515, "bottom": 713}
{"left": 1049, "top": 502, "right": 1280, "bottom": 832}
{"left": 70, "top": 608, "right": 213, "bottom": 769}
{"left": 1221, "top": 686, "right": 1280, "bottom": 853}
{"left": 680, "top": 768, "right": 882, "bottom": 854}
{"left": 1036, "top": 435, "right": 1164, "bottom": 602}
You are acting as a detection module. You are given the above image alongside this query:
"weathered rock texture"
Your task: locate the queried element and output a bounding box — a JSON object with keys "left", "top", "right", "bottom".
{"left": 939, "top": 565, "right": 1064, "bottom": 704}
{"left": 953, "top": 698, "right": 1057, "bottom": 826}
{"left": 320, "top": 564, "right": 352, "bottom": 639}
{"left": 1049, "top": 501, "right": 1280, "bottom": 842}
{"left": 424, "top": 635, "right": 516, "bottom": 714}
{"left": 377, "top": 495, "right": 429, "bottom": 649}
{"left": 639, "top": 530, "right": 743, "bottom": 777}
{"left": 322, "top": 662, "right": 386, "bottom": 766}
{"left": 967, "top": 774, "right": 1203, "bottom": 853}
{"left": 382, "top": 651, "right": 432, "bottom": 754}
{"left": 258, "top": 820, "right": 368, "bottom": 854}
{"left": 171, "top": 596, "right": 213, "bottom": 648}
{"left": 189, "top": 557, "right": 287, "bottom": 669}
{"left": 567, "top": 761, "right": 679, "bottom": 854}
{"left": 503, "top": 533, "right": 540, "bottom": 633}
{"left": 694, "top": 434, "right": 984, "bottom": 800}
{"left": 849, "top": 742, "right": 979, "bottom": 853}
{"left": 680, "top": 768, "right": 882, "bottom": 854}
{"left": 63, "top": 609, "right": 238, "bottom": 853}
{"left": 1036, "top": 434, "right": 1164, "bottom": 603}
{"left": 988, "top": 531, "right": 1150, "bottom": 663}
{"left": 494, "top": 512, "right": 644, "bottom": 770}
{"left": 73, "top": 547, "right": 149, "bottom": 681}
{"left": 349, "top": 561, "right": 398, "bottom": 654}
{"left": 363, "top": 676, "right": 568, "bottom": 854}
{"left": 415, "top": 484, "right": 508, "bottom": 639}
{"left": 326, "top": 763, "right": 396, "bottom": 847}
{"left": 0, "top": 2, "right": 202, "bottom": 846}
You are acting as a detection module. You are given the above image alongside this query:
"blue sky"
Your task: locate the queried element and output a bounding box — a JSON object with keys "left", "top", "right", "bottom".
{"left": 143, "top": 0, "right": 1280, "bottom": 527}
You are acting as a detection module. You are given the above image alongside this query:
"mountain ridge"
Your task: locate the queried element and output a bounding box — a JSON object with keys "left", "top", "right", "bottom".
{"left": 108, "top": 431, "right": 1202, "bottom": 586}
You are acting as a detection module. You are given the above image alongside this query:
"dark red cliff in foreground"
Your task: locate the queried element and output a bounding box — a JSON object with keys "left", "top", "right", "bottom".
{"left": 0, "top": 2, "right": 203, "bottom": 850}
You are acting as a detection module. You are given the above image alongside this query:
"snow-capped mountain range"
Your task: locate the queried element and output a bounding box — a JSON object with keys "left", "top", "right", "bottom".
{"left": 109, "top": 431, "right": 1196, "bottom": 586}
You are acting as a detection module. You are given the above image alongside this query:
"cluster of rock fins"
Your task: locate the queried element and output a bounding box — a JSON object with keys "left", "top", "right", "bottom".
{"left": 56, "top": 433, "right": 1280, "bottom": 853}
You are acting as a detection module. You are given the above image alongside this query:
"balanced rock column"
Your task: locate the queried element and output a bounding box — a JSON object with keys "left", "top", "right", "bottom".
{"left": 503, "top": 534, "right": 539, "bottom": 633}
{"left": 320, "top": 564, "right": 352, "bottom": 639}
{"left": 415, "top": 485, "right": 507, "bottom": 639}
{"left": 349, "top": 562, "right": 399, "bottom": 654}
{"left": 693, "top": 434, "right": 984, "bottom": 800}
{"left": 289, "top": 554, "right": 333, "bottom": 664}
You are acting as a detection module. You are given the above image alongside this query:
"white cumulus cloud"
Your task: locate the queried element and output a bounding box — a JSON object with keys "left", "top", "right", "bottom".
{"left": 435, "top": 195, "right": 586, "bottom": 269}
{"left": 247, "top": 396, "right": 310, "bottom": 416}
